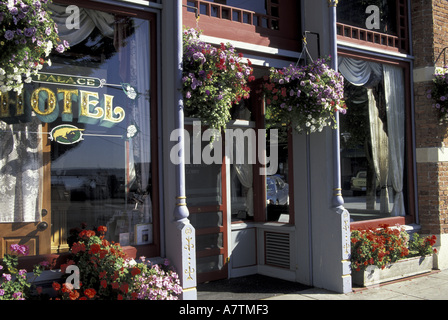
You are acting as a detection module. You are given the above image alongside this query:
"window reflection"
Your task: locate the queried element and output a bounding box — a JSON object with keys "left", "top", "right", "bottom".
{"left": 339, "top": 57, "right": 406, "bottom": 221}
{"left": 45, "top": 4, "right": 153, "bottom": 248}
{"left": 265, "top": 111, "right": 289, "bottom": 223}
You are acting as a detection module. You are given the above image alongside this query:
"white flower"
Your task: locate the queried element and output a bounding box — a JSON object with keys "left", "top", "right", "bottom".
{"left": 45, "top": 41, "right": 53, "bottom": 56}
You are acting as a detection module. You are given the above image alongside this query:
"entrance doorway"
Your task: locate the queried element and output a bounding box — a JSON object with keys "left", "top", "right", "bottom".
{"left": 185, "top": 125, "right": 228, "bottom": 283}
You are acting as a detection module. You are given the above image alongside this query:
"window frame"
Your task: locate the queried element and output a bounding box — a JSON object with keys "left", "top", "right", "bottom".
{"left": 338, "top": 49, "right": 416, "bottom": 229}
{"left": 9, "top": 0, "right": 161, "bottom": 267}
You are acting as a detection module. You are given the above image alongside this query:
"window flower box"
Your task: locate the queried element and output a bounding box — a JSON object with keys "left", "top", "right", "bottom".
{"left": 350, "top": 224, "right": 437, "bottom": 287}
{"left": 351, "top": 255, "right": 433, "bottom": 287}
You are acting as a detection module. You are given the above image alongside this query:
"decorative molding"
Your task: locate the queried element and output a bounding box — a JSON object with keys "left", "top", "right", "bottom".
{"left": 183, "top": 226, "right": 196, "bottom": 282}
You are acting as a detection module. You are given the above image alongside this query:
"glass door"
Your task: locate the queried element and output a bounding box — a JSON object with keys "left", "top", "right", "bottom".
{"left": 185, "top": 125, "right": 228, "bottom": 283}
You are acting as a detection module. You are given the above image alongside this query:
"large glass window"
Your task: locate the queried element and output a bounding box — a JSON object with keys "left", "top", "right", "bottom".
{"left": 0, "top": 4, "right": 156, "bottom": 253}
{"left": 339, "top": 57, "right": 406, "bottom": 221}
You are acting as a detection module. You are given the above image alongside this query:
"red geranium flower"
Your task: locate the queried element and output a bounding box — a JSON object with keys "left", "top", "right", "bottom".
{"left": 84, "top": 288, "right": 96, "bottom": 299}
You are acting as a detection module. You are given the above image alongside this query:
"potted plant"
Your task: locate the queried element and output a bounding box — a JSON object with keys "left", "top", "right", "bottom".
{"left": 51, "top": 225, "right": 182, "bottom": 300}
{"left": 263, "top": 58, "right": 346, "bottom": 134}
{"left": 0, "top": 0, "right": 69, "bottom": 95}
{"left": 0, "top": 244, "right": 47, "bottom": 300}
{"left": 350, "top": 224, "right": 437, "bottom": 287}
{"left": 182, "top": 28, "right": 254, "bottom": 140}
{"left": 427, "top": 67, "right": 448, "bottom": 124}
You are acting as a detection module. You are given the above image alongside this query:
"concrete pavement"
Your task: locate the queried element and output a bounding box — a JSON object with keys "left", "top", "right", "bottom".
{"left": 197, "top": 269, "right": 448, "bottom": 300}
{"left": 264, "top": 269, "right": 448, "bottom": 300}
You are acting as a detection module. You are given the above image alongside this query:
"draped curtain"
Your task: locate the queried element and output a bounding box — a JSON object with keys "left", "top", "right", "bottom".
{"left": 383, "top": 65, "right": 406, "bottom": 217}
{"left": 367, "top": 88, "right": 390, "bottom": 214}
{"left": 339, "top": 57, "right": 405, "bottom": 217}
{"left": 49, "top": 4, "right": 115, "bottom": 46}
{"left": 232, "top": 129, "right": 254, "bottom": 217}
{"left": 128, "top": 20, "right": 153, "bottom": 223}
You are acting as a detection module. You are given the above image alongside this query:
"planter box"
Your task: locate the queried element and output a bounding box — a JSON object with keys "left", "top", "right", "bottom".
{"left": 352, "top": 255, "right": 433, "bottom": 287}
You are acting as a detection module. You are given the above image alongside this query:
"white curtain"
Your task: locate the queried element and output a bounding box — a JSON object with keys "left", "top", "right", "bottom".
{"left": 233, "top": 130, "right": 254, "bottom": 217}
{"left": 338, "top": 57, "right": 382, "bottom": 87}
{"left": 49, "top": 4, "right": 115, "bottom": 46}
{"left": 129, "top": 20, "right": 152, "bottom": 224}
{"left": 0, "top": 116, "right": 43, "bottom": 222}
{"left": 383, "top": 65, "right": 406, "bottom": 216}
{"left": 367, "top": 89, "right": 390, "bottom": 214}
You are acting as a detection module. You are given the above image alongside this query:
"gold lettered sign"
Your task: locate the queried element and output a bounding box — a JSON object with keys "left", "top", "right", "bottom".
{"left": 31, "top": 72, "right": 106, "bottom": 88}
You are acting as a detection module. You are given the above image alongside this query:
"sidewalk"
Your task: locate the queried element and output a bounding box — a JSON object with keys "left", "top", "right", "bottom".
{"left": 265, "top": 269, "right": 448, "bottom": 300}
{"left": 197, "top": 269, "right": 448, "bottom": 300}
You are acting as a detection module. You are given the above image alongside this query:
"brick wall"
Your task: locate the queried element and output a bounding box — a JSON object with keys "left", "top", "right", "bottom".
{"left": 411, "top": 0, "right": 435, "bottom": 68}
{"left": 412, "top": 0, "right": 448, "bottom": 236}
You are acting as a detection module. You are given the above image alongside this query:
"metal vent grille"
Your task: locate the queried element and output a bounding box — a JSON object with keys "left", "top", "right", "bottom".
{"left": 264, "top": 232, "right": 290, "bottom": 269}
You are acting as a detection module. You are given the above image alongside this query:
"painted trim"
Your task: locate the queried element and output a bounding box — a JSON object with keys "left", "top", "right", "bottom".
{"left": 338, "top": 41, "right": 414, "bottom": 61}
{"left": 200, "top": 35, "right": 301, "bottom": 60}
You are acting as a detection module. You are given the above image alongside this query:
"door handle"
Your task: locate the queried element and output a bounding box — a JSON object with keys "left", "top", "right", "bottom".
{"left": 37, "top": 222, "right": 49, "bottom": 231}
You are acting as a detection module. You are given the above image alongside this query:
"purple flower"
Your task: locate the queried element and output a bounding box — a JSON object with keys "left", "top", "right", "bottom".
{"left": 56, "top": 44, "right": 65, "bottom": 53}
{"left": 186, "top": 91, "right": 191, "bottom": 99}
{"left": 24, "top": 27, "right": 35, "bottom": 37}
{"left": 9, "top": 7, "right": 18, "bottom": 15}
{"left": 10, "top": 243, "right": 29, "bottom": 255}
{"left": 2, "top": 274, "right": 11, "bottom": 282}
{"left": 12, "top": 292, "right": 22, "bottom": 299}
{"left": 4, "top": 30, "right": 15, "bottom": 40}
{"left": 0, "top": 289, "right": 4, "bottom": 296}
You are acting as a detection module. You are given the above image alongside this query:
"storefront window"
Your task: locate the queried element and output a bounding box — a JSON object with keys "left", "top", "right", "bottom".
{"left": 339, "top": 57, "right": 406, "bottom": 221}
{"left": 0, "top": 4, "right": 155, "bottom": 253}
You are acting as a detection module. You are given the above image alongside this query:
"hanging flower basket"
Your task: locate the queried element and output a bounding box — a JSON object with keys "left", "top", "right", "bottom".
{"left": 263, "top": 58, "right": 346, "bottom": 134}
{"left": 427, "top": 67, "right": 448, "bottom": 125}
{"left": 182, "top": 28, "right": 254, "bottom": 136}
{"left": 0, "top": 0, "right": 69, "bottom": 94}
